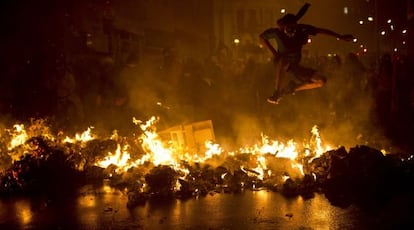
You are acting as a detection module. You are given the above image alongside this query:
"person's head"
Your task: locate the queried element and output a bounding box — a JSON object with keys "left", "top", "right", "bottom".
{"left": 277, "top": 14, "right": 297, "bottom": 37}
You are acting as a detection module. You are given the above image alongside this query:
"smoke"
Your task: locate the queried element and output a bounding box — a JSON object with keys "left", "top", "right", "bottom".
{"left": 114, "top": 50, "right": 391, "bottom": 152}
{"left": 0, "top": 0, "right": 404, "bottom": 154}
{"left": 249, "top": 54, "right": 390, "bottom": 150}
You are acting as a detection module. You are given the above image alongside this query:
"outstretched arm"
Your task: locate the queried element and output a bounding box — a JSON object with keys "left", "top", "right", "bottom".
{"left": 315, "top": 27, "right": 355, "bottom": 41}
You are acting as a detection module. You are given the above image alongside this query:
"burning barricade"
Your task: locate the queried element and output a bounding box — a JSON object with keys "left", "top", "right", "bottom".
{"left": 0, "top": 117, "right": 413, "bottom": 210}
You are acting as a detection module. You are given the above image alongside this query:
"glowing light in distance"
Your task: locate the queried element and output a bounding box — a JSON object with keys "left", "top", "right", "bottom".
{"left": 368, "top": 16, "right": 374, "bottom": 21}
{"left": 343, "top": 7, "right": 348, "bottom": 15}
{"left": 281, "top": 8, "right": 286, "bottom": 14}
{"left": 359, "top": 20, "right": 364, "bottom": 25}
{"left": 381, "top": 31, "right": 386, "bottom": 36}
{"left": 234, "top": 38, "right": 240, "bottom": 44}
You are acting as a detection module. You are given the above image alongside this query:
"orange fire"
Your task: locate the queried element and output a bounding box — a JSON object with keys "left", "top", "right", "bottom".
{"left": 1, "top": 117, "right": 335, "bottom": 190}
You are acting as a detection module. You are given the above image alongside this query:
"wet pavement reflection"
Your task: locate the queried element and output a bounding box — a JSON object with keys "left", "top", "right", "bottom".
{"left": 0, "top": 183, "right": 390, "bottom": 229}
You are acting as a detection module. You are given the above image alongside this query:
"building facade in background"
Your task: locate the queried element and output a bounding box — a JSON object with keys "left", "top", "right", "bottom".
{"left": 72, "top": 0, "right": 410, "bottom": 65}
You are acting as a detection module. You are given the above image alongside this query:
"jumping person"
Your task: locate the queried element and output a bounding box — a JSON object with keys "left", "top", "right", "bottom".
{"left": 260, "top": 3, "right": 355, "bottom": 104}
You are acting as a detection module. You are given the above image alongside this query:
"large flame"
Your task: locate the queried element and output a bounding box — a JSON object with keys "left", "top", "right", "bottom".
{"left": 7, "top": 124, "right": 28, "bottom": 150}
{"left": 1, "top": 117, "right": 335, "bottom": 189}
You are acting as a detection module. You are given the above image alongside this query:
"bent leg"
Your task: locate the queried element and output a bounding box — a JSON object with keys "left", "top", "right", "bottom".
{"left": 273, "top": 58, "right": 289, "bottom": 91}
{"left": 294, "top": 76, "right": 326, "bottom": 91}
{"left": 291, "top": 70, "right": 327, "bottom": 92}
{"left": 268, "top": 58, "right": 290, "bottom": 104}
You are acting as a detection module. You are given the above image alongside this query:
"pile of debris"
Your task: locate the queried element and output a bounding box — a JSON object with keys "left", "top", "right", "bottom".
{"left": 310, "top": 145, "right": 414, "bottom": 209}
{"left": 1, "top": 133, "right": 413, "bottom": 211}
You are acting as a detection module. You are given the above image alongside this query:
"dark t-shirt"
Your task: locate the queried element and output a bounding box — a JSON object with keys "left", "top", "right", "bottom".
{"left": 260, "top": 24, "right": 318, "bottom": 64}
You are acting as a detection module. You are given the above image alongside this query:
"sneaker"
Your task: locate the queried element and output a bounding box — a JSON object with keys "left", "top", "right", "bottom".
{"left": 267, "top": 91, "right": 283, "bottom": 104}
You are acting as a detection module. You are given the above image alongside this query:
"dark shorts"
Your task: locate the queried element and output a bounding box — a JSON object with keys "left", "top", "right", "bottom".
{"left": 287, "top": 64, "right": 318, "bottom": 83}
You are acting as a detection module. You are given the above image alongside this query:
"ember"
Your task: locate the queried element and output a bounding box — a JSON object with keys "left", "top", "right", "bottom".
{"left": 1, "top": 118, "right": 413, "bottom": 211}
